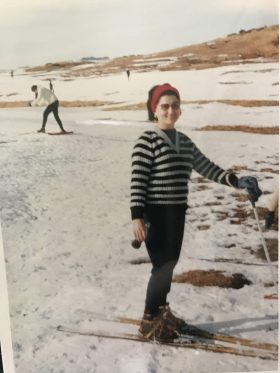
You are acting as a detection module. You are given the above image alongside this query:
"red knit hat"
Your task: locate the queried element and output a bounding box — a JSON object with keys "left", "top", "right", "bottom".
{"left": 150, "top": 83, "right": 180, "bottom": 113}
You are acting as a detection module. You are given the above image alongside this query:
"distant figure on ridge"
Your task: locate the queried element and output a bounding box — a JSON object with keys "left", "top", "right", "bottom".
{"left": 29, "top": 85, "right": 67, "bottom": 133}
{"left": 49, "top": 79, "right": 54, "bottom": 92}
{"left": 126, "top": 69, "right": 130, "bottom": 80}
{"left": 11, "top": 70, "right": 14, "bottom": 78}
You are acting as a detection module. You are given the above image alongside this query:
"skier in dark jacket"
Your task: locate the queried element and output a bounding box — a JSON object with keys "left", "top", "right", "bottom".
{"left": 130, "top": 83, "right": 262, "bottom": 342}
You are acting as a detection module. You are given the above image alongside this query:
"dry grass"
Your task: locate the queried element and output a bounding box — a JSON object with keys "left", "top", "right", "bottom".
{"left": 0, "top": 100, "right": 115, "bottom": 108}
{"left": 103, "top": 99, "right": 278, "bottom": 111}
{"left": 1, "top": 98, "right": 278, "bottom": 110}
{"left": 156, "top": 25, "right": 278, "bottom": 71}
{"left": 0, "top": 101, "right": 29, "bottom": 108}
{"left": 197, "top": 125, "right": 279, "bottom": 135}
{"left": 60, "top": 100, "right": 115, "bottom": 107}
{"left": 173, "top": 270, "right": 252, "bottom": 289}
{"left": 186, "top": 99, "right": 278, "bottom": 107}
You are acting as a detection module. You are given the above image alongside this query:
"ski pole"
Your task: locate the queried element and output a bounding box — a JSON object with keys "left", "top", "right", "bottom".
{"left": 249, "top": 196, "right": 278, "bottom": 293}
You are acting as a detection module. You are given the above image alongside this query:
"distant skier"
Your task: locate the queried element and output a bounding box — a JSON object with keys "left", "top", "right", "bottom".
{"left": 49, "top": 79, "right": 54, "bottom": 92}
{"left": 126, "top": 69, "right": 130, "bottom": 80}
{"left": 29, "top": 85, "right": 67, "bottom": 133}
{"left": 130, "top": 83, "right": 262, "bottom": 342}
{"left": 11, "top": 70, "right": 14, "bottom": 78}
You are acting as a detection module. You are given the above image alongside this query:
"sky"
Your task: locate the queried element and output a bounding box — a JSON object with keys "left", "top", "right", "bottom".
{"left": 0, "top": 0, "right": 278, "bottom": 69}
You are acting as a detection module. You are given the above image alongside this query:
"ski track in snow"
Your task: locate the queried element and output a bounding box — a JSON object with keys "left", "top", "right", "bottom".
{"left": 0, "top": 63, "right": 278, "bottom": 373}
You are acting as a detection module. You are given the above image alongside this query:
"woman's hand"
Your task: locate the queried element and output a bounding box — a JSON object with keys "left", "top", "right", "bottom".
{"left": 132, "top": 219, "right": 147, "bottom": 242}
{"left": 237, "top": 176, "right": 262, "bottom": 203}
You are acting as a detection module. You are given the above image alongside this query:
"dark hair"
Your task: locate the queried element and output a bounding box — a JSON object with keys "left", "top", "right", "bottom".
{"left": 147, "top": 85, "right": 180, "bottom": 122}
{"left": 31, "top": 85, "right": 38, "bottom": 91}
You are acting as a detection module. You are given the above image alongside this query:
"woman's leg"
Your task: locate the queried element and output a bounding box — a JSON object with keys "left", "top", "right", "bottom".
{"left": 144, "top": 205, "right": 186, "bottom": 316}
{"left": 42, "top": 103, "right": 53, "bottom": 130}
{"left": 144, "top": 260, "right": 178, "bottom": 315}
{"left": 52, "top": 101, "right": 65, "bottom": 131}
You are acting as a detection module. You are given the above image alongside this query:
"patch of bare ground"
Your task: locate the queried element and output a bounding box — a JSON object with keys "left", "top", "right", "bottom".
{"left": 0, "top": 100, "right": 115, "bottom": 108}
{"left": 1, "top": 98, "right": 277, "bottom": 110}
{"left": 219, "top": 81, "right": 252, "bottom": 85}
{"left": 173, "top": 270, "right": 252, "bottom": 289}
{"left": 229, "top": 165, "right": 279, "bottom": 175}
{"left": 197, "top": 225, "right": 211, "bottom": 230}
{"left": 25, "top": 61, "right": 88, "bottom": 73}
{"left": 187, "top": 99, "right": 278, "bottom": 107}
{"left": 103, "top": 99, "right": 278, "bottom": 111}
{"left": 155, "top": 26, "right": 278, "bottom": 71}
{"left": 222, "top": 69, "right": 278, "bottom": 75}
{"left": 229, "top": 196, "right": 278, "bottom": 223}
{"left": 196, "top": 125, "right": 278, "bottom": 135}
{"left": 0, "top": 101, "right": 29, "bottom": 108}
{"left": 103, "top": 103, "right": 146, "bottom": 111}
{"left": 129, "top": 257, "right": 150, "bottom": 265}
{"left": 245, "top": 238, "right": 278, "bottom": 262}
{"left": 197, "top": 257, "right": 278, "bottom": 267}
{"left": 60, "top": 100, "right": 116, "bottom": 107}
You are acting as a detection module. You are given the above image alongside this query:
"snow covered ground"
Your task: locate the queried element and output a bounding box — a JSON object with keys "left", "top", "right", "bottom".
{"left": 0, "top": 63, "right": 278, "bottom": 373}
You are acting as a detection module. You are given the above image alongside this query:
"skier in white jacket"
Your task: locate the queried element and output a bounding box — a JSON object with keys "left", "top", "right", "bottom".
{"left": 30, "top": 85, "right": 66, "bottom": 133}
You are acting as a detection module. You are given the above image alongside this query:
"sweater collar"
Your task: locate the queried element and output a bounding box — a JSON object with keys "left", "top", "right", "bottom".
{"left": 153, "top": 126, "right": 180, "bottom": 153}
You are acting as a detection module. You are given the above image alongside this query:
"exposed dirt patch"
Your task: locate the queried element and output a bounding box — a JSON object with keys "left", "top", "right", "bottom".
{"left": 0, "top": 100, "right": 116, "bottom": 108}
{"left": 219, "top": 81, "right": 252, "bottom": 85}
{"left": 173, "top": 270, "right": 252, "bottom": 289}
{"left": 60, "top": 100, "right": 116, "bottom": 107}
{"left": 1, "top": 98, "right": 278, "bottom": 110}
{"left": 197, "top": 225, "right": 211, "bottom": 230}
{"left": 129, "top": 257, "right": 150, "bottom": 265}
{"left": 187, "top": 99, "right": 278, "bottom": 107}
{"left": 0, "top": 101, "right": 30, "bottom": 108}
{"left": 196, "top": 125, "right": 278, "bottom": 135}
{"left": 103, "top": 99, "right": 278, "bottom": 112}
{"left": 25, "top": 61, "right": 88, "bottom": 73}
{"left": 6, "top": 92, "right": 19, "bottom": 97}
{"left": 195, "top": 185, "right": 212, "bottom": 191}
{"left": 259, "top": 168, "right": 279, "bottom": 175}
{"left": 248, "top": 238, "right": 278, "bottom": 262}
{"left": 204, "top": 202, "right": 222, "bottom": 207}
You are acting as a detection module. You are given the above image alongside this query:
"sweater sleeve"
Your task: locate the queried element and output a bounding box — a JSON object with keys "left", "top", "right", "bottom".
{"left": 130, "top": 132, "right": 154, "bottom": 220}
{"left": 193, "top": 143, "right": 238, "bottom": 187}
{"left": 31, "top": 87, "right": 43, "bottom": 107}
{"left": 31, "top": 87, "right": 57, "bottom": 106}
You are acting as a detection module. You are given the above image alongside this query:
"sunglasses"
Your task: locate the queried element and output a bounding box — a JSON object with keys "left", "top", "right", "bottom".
{"left": 159, "top": 103, "right": 180, "bottom": 111}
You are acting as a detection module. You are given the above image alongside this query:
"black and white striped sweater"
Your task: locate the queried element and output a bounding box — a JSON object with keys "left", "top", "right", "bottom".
{"left": 130, "top": 127, "right": 238, "bottom": 220}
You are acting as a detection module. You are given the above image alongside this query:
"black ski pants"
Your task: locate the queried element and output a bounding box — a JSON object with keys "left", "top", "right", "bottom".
{"left": 42, "top": 100, "right": 64, "bottom": 131}
{"left": 144, "top": 204, "right": 187, "bottom": 316}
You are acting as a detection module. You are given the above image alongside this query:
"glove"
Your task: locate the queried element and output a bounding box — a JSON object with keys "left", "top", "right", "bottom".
{"left": 265, "top": 211, "right": 275, "bottom": 229}
{"left": 237, "top": 176, "right": 262, "bottom": 203}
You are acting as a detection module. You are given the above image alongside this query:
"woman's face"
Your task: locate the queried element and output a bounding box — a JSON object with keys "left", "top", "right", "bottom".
{"left": 154, "top": 94, "right": 181, "bottom": 129}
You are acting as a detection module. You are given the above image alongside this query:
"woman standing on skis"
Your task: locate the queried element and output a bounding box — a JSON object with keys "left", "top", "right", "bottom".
{"left": 130, "top": 83, "right": 262, "bottom": 342}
